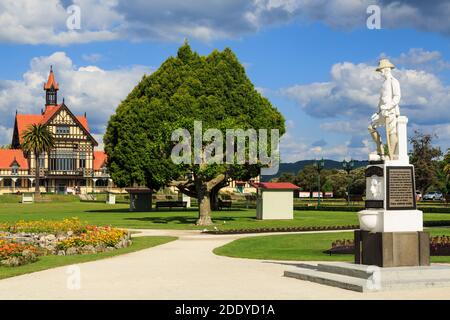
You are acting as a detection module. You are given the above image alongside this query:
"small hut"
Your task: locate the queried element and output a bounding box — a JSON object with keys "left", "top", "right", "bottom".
{"left": 252, "top": 182, "right": 299, "bottom": 220}
{"left": 125, "top": 188, "right": 153, "bottom": 212}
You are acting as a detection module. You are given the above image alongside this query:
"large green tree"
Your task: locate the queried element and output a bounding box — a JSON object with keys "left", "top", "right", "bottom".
{"left": 409, "top": 131, "right": 442, "bottom": 194}
{"left": 104, "top": 43, "right": 285, "bottom": 225}
{"left": 21, "top": 124, "right": 54, "bottom": 197}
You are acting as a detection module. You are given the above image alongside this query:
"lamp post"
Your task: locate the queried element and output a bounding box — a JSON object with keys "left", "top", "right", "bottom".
{"left": 342, "top": 159, "right": 355, "bottom": 205}
{"left": 315, "top": 158, "right": 325, "bottom": 207}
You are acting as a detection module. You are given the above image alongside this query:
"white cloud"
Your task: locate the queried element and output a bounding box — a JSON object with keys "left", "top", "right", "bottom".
{"left": 82, "top": 53, "right": 103, "bottom": 63}
{"left": 280, "top": 130, "right": 370, "bottom": 162}
{"left": 1, "top": 0, "right": 449, "bottom": 45}
{"left": 282, "top": 60, "right": 450, "bottom": 127}
{"left": 0, "top": 52, "right": 152, "bottom": 149}
{"left": 0, "top": 126, "right": 13, "bottom": 146}
{"left": 0, "top": 0, "right": 119, "bottom": 45}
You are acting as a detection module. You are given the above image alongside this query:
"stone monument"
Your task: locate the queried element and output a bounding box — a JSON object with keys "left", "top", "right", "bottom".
{"left": 283, "top": 59, "right": 450, "bottom": 292}
{"left": 356, "top": 58, "right": 429, "bottom": 267}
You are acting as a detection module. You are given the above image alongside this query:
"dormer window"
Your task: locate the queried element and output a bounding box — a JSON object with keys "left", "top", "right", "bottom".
{"left": 101, "top": 166, "right": 108, "bottom": 175}
{"left": 11, "top": 163, "right": 19, "bottom": 175}
{"left": 56, "top": 126, "right": 70, "bottom": 134}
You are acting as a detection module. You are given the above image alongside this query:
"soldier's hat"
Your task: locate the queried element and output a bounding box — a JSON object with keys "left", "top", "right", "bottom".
{"left": 376, "top": 58, "right": 395, "bottom": 72}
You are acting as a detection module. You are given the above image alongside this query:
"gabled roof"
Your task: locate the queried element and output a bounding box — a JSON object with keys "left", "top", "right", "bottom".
{"left": 0, "top": 149, "right": 28, "bottom": 169}
{"left": 251, "top": 182, "right": 300, "bottom": 190}
{"left": 93, "top": 151, "right": 107, "bottom": 170}
{"left": 44, "top": 67, "right": 59, "bottom": 90}
{"left": 15, "top": 103, "right": 94, "bottom": 145}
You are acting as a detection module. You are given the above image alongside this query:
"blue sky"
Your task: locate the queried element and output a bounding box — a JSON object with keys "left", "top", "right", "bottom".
{"left": 0, "top": 0, "right": 449, "bottom": 162}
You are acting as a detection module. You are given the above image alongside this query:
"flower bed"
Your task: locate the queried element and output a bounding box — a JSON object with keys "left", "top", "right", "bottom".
{"left": 56, "top": 225, "right": 131, "bottom": 255}
{"left": 326, "top": 236, "right": 450, "bottom": 256}
{"left": 430, "top": 236, "right": 450, "bottom": 256}
{"left": 0, "top": 218, "right": 86, "bottom": 235}
{"left": 0, "top": 240, "right": 42, "bottom": 267}
{"left": 0, "top": 219, "right": 131, "bottom": 267}
{"left": 323, "top": 239, "right": 355, "bottom": 255}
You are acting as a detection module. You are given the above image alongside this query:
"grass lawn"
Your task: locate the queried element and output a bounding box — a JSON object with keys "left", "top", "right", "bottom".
{"left": 1, "top": 200, "right": 450, "bottom": 230}
{"left": 0, "top": 235, "right": 177, "bottom": 280}
{"left": 213, "top": 227, "right": 450, "bottom": 263}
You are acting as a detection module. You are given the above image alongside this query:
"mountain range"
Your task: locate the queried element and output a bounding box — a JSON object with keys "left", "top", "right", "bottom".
{"left": 260, "top": 159, "right": 368, "bottom": 182}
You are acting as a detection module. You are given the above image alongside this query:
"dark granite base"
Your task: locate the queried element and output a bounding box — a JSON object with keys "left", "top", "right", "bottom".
{"left": 354, "top": 230, "right": 430, "bottom": 267}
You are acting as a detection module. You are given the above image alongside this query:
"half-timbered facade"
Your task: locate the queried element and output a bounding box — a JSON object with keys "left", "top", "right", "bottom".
{"left": 0, "top": 67, "right": 114, "bottom": 194}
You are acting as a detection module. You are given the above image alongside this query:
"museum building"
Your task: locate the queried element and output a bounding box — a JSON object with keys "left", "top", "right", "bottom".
{"left": 0, "top": 67, "right": 114, "bottom": 194}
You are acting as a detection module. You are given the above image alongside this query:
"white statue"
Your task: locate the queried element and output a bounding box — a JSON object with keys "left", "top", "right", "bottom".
{"left": 368, "top": 58, "right": 401, "bottom": 160}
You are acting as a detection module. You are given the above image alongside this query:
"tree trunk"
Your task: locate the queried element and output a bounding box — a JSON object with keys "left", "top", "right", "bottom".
{"left": 195, "top": 173, "right": 225, "bottom": 226}
{"left": 34, "top": 151, "right": 41, "bottom": 198}
{"left": 197, "top": 190, "right": 213, "bottom": 226}
{"left": 210, "top": 190, "right": 219, "bottom": 211}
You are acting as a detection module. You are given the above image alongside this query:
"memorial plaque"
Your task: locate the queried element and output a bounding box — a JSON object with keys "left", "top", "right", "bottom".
{"left": 386, "top": 166, "right": 416, "bottom": 210}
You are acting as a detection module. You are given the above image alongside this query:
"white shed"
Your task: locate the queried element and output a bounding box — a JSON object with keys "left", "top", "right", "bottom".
{"left": 252, "top": 182, "right": 299, "bottom": 220}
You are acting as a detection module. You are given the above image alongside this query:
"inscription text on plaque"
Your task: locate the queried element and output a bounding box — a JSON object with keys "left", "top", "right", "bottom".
{"left": 386, "top": 166, "right": 416, "bottom": 210}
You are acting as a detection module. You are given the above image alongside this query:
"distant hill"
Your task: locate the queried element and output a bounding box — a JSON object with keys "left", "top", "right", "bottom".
{"left": 260, "top": 159, "right": 368, "bottom": 182}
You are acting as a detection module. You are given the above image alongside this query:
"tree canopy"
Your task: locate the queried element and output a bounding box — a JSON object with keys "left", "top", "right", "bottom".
{"left": 104, "top": 42, "right": 285, "bottom": 225}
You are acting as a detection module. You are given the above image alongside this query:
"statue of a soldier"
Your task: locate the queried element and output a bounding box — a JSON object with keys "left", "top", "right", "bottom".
{"left": 368, "top": 58, "right": 401, "bottom": 160}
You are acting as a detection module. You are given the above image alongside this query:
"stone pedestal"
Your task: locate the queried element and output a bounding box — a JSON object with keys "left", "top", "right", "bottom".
{"left": 354, "top": 230, "right": 430, "bottom": 267}
{"left": 356, "top": 144, "right": 429, "bottom": 267}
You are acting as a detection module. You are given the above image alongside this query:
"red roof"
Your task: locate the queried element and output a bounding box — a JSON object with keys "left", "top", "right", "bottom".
{"left": 251, "top": 182, "right": 299, "bottom": 190}
{"left": 0, "top": 149, "right": 28, "bottom": 169}
{"left": 15, "top": 104, "right": 90, "bottom": 144}
{"left": 44, "top": 67, "right": 59, "bottom": 90}
{"left": 93, "top": 151, "right": 107, "bottom": 170}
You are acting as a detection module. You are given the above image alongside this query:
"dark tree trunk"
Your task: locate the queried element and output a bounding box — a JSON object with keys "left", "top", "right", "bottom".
{"left": 34, "top": 151, "right": 41, "bottom": 197}
{"left": 197, "top": 189, "right": 213, "bottom": 226}
{"left": 195, "top": 174, "right": 225, "bottom": 226}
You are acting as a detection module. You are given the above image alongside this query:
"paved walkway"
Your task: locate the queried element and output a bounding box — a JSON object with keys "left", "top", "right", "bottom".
{"left": 1, "top": 229, "right": 450, "bottom": 299}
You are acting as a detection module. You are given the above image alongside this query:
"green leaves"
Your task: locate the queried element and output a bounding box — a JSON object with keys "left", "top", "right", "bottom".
{"left": 104, "top": 42, "right": 285, "bottom": 190}
{"left": 21, "top": 124, "right": 55, "bottom": 155}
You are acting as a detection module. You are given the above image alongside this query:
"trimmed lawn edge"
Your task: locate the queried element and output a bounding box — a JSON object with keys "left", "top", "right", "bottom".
{"left": 0, "top": 236, "right": 177, "bottom": 280}
{"left": 204, "top": 225, "right": 358, "bottom": 234}
{"left": 213, "top": 229, "right": 450, "bottom": 263}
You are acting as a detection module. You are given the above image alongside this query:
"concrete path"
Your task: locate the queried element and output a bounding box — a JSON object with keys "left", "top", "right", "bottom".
{"left": 1, "top": 229, "right": 450, "bottom": 299}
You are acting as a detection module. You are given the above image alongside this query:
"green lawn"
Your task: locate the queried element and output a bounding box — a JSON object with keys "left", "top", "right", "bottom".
{"left": 0, "top": 235, "right": 177, "bottom": 280}
{"left": 213, "top": 227, "right": 450, "bottom": 263}
{"left": 1, "top": 200, "right": 450, "bottom": 230}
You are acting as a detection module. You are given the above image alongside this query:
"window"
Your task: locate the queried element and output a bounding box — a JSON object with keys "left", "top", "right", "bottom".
{"left": 38, "top": 153, "right": 45, "bottom": 168}
{"left": 3, "top": 178, "right": 12, "bottom": 187}
{"left": 95, "top": 179, "right": 108, "bottom": 187}
{"left": 49, "top": 149, "right": 76, "bottom": 171}
{"left": 101, "top": 166, "right": 108, "bottom": 175}
{"left": 79, "top": 152, "right": 86, "bottom": 169}
{"left": 56, "top": 126, "right": 70, "bottom": 134}
{"left": 11, "top": 164, "right": 19, "bottom": 175}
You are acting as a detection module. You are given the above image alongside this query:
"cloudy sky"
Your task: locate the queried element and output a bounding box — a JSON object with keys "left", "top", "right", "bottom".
{"left": 0, "top": 0, "right": 449, "bottom": 162}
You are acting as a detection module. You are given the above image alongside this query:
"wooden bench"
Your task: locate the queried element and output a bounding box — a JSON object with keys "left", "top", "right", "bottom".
{"left": 155, "top": 201, "right": 187, "bottom": 210}
{"left": 218, "top": 199, "right": 232, "bottom": 210}
{"left": 21, "top": 193, "right": 34, "bottom": 204}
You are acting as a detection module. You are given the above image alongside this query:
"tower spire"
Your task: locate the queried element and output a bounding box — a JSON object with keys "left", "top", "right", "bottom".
{"left": 44, "top": 66, "right": 58, "bottom": 107}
